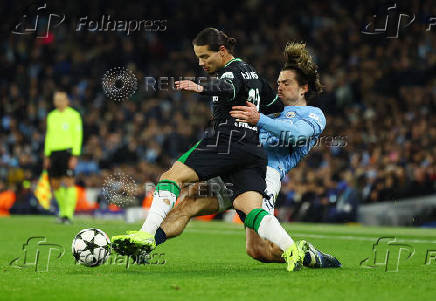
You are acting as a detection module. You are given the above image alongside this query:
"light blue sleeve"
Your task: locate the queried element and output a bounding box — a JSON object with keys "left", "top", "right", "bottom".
{"left": 256, "top": 112, "right": 325, "bottom": 143}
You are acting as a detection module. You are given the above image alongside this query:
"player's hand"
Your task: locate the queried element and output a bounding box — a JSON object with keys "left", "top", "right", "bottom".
{"left": 43, "top": 157, "right": 50, "bottom": 170}
{"left": 229, "top": 101, "right": 260, "bottom": 125}
{"left": 175, "top": 80, "right": 204, "bottom": 93}
{"left": 68, "top": 156, "right": 78, "bottom": 169}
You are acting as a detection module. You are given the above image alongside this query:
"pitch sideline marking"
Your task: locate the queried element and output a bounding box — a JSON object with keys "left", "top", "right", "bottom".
{"left": 184, "top": 228, "right": 436, "bottom": 244}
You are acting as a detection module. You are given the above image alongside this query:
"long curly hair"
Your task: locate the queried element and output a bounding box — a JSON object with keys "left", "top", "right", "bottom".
{"left": 282, "top": 42, "right": 323, "bottom": 100}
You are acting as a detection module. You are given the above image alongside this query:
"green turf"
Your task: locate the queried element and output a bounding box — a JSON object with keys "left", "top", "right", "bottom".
{"left": 1, "top": 216, "right": 435, "bottom": 301}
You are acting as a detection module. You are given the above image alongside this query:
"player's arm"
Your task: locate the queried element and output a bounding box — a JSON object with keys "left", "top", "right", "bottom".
{"left": 44, "top": 113, "right": 53, "bottom": 157}
{"left": 259, "top": 77, "right": 284, "bottom": 115}
{"left": 256, "top": 113, "right": 324, "bottom": 142}
{"left": 230, "top": 103, "right": 325, "bottom": 142}
{"left": 67, "top": 112, "right": 82, "bottom": 170}
{"left": 175, "top": 72, "right": 243, "bottom": 101}
{"left": 72, "top": 112, "right": 83, "bottom": 156}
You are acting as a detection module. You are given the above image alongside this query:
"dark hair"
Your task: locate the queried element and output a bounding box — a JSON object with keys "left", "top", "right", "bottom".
{"left": 193, "top": 27, "right": 237, "bottom": 54}
{"left": 282, "top": 42, "right": 323, "bottom": 100}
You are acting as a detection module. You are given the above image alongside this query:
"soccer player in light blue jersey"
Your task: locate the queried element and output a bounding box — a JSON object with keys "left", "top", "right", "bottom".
{"left": 143, "top": 42, "right": 340, "bottom": 268}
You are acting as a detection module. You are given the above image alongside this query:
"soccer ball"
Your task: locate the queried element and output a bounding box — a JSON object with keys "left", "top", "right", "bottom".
{"left": 72, "top": 228, "right": 111, "bottom": 267}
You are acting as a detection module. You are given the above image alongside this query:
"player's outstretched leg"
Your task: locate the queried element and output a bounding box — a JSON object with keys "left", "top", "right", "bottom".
{"left": 234, "top": 191, "right": 307, "bottom": 271}
{"left": 158, "top": 186, "right": 220, "bottom": 243}
{"left": 111, "top": 161, "right": 198, "bottom": 256}
{"left": 133, "top": 184, "right": 221, "bottom": 257}
{"left": 111, "top": 178, "right": 180, "bottom": 256}
{"left": 111, "top": 178, "right": 181, "bottom": 256}
{"left": 245, "top": 229, "right": 341, "bottom": 268}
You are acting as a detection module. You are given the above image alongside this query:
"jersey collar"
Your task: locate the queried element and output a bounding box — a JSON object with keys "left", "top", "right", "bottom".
{"left": 283, "top": 105, "right": 309, "bottom": 112}
{"left": 281, "top": 105, "right": 306, "bottom": 117}
{"left": 224, "top": 58, "right": 242, "bottom": 67}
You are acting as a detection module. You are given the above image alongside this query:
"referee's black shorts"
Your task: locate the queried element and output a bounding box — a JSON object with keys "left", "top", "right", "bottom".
{"left": 48, "top": 149, "right": 74, "bottom": 178}
{"left": 177, "top": 136, "right": 267, "bottom": 201}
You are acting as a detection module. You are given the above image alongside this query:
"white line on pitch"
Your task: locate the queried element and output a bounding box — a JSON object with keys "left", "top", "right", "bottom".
{"left": 184, "top": 228, "right": 436, "bottom": 244}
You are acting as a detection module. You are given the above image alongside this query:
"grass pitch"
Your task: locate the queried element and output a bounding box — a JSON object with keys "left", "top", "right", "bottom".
{"left": 1, "top": 216, "right": 435, "bottom": 301}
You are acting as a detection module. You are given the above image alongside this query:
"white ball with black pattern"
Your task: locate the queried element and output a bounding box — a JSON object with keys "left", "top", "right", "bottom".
{"left": 72, "top": 228, "right": 111, "bottom": 267}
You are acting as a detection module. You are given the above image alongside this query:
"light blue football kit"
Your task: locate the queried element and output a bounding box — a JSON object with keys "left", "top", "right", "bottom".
{"left": 256, "top": 105, "right": 326, "bottom": 212}
{"left": 214, "top": 105, "right": 326, "bottom": 213}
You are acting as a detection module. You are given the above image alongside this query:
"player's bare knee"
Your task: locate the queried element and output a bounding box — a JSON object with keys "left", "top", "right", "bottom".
{"left": 233, "top": 191, "right": 262, "bottom": 214}
{"left": 159, "top": 168, "right": 189, "bottom": 186}
{"left": 159, "top": 169, "right": 176, "bottom": 182}
{"left": 160, "top": 161, "right": 198, "bottom": 184}
{"left": 232, "top": 198, "right": 246, "bottom": 213}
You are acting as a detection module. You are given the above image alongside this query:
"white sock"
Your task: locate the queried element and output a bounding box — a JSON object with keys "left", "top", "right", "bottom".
{"left": 141, "top": 190, "right": 177, "bottom": 235}
{"left": 257, "top": 215, "right": 294, "bottom": 251}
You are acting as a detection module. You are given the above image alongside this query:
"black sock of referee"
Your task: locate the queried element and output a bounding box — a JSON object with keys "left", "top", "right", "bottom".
{"left": 154, "top": 227, "right": 167, "bottom": 246}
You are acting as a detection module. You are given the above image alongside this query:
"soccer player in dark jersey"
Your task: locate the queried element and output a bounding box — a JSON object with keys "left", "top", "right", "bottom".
{"left": 135, "top": 41, "right": 340, "bottom": 269}
{"left": 112, "top": 28, "right": 308, "bottom": 271}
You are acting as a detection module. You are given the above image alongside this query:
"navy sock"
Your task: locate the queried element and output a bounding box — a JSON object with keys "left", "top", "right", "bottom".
{"left": 155, "top": 227, "right": 167, "bottom": 246}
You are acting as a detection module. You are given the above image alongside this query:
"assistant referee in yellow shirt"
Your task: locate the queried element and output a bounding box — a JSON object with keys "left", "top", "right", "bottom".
{"left": 44, "top": 91, "right": 83, "bottom": 224}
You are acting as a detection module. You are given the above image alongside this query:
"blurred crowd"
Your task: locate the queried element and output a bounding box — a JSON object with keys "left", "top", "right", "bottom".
{"left": 0, "top": 0, "right": 435, "bottom": 222}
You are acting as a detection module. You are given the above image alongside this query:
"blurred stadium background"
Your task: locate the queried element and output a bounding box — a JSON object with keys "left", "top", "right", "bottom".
{"left": 0, "top": 0, "right": 435, "bottom": 226}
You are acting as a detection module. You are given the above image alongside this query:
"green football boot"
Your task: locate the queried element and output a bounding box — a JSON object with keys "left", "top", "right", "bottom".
{"left": 111, "top": 230, "right": 156, "bottom": 256}
{"left": 282, "top": 240, "right": 309, "bottom": 271}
